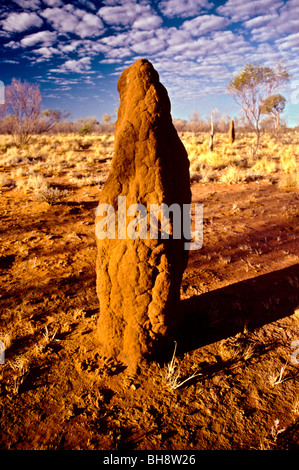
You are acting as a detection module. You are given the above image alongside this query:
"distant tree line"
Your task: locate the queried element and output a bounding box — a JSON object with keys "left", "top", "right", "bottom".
{"left": 0, "top": 78, "right": 115, "bottom": 145}
{"left": 52, "top": 115, "right": 115, "bottom": 135}
{"left": 173, "top": 111, "right": 288, "bottom": 136}
{"left": 173, "top": 110, "right": 231, "bottom": 134}
{"left": 0, "top": 65, "right": 293, "bottom": 148}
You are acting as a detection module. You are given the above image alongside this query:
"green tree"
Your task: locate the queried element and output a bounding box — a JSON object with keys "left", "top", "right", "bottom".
{"left": 102, "top": 113, "right": 115, "bottom": 133}
{"left": 261, "top": 93, "right": 286, "bottom": 134}
{"left": 76, "top": 117, "right": 98, "bottom": 135}
{"left": 227, "top": 63, "right": 290, "bottom": 151}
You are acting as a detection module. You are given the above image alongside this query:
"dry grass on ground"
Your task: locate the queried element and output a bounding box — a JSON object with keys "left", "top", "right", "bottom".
{"left": 184, "top": 131, "right": 298, "bottom": 188}
{"left": 0, "top": 131, "right": 298, "bottom": 450}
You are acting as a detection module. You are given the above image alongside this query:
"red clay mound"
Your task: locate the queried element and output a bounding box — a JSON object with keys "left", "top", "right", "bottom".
{"left": 95, "top": 58, "right": 191, "bottom": 371}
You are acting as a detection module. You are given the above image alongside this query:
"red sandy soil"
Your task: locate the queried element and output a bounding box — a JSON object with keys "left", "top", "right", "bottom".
{"left": 0, "top": 175, "right": 298, "bottom": 450}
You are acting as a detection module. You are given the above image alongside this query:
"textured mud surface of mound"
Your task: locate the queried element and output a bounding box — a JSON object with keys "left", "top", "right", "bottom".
{"left": 95, "top": 58, "right": 191, "bottom": 370}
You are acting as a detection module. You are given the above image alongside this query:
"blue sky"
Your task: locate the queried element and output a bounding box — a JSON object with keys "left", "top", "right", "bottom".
{"left": 1, "top": 0, "right": 299, "bottom": 125}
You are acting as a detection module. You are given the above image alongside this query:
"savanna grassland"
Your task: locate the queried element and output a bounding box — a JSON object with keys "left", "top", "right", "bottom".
{"left": 0, "top": 130, "right": 298, "bottom": 450}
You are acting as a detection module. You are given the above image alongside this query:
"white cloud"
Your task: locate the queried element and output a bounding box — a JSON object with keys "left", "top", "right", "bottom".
{"left": 76, "top": 0, "right": 98, "bottom": 10}
{"left": 74, "top": 14, "right": 253, "bottom": 71}
{"left": 217, "top": 0, "right": 283, "bottom": 22}
{"left": 43, "top": 0, "right": 63, "bottom": 6}
{"left": 41, "top": 5, "right": 105, "bottom": 38}
{"left": 101, "top": 0, "right": 130, "bottom": 4}
{"left": 13, "top": 0, "right": 41, "bottom": 10}
{"left": 99, "top": 2, "right": 162, "bottom": 30}
{"left": 4, "top": 41, "right": 19, "bottom": 49}
{"left": 99, "top": 27, "right": 169, "bottom": 58}
{"left": 79, "top": 12, "right": 105, "bottom": 35}
{"left": 54, "top": 78, "right": 80, "bottom": 86}
{"left": 155, "top": 58, "right": 229, "bottom": 79}
{"left": 89, "top": 42, "right": 112, "bottom": 54}
{"left": 2, "top": 12, "right": 43, "bottom": 32}
{"left": 244, "top": 14, "right": 278, "bottom": 30}
{"left": 128, "top": 29, "right": 156, "bottom": 44}
{"left": 243, "top": 42, "right": 280, "bottom": 65}
{"left": 131, "top": 36, "right": 166, "bottom": 54}
{"left": 276, "top": 32, "right": 299, "bottom": 51}
{"left": 1, "top": 59, "right": 19, "bottom": 64}
{"left": 50, "top": 57, "right": 92, "bottom": 73}
{"left": 58, "top": 40, "right": 82, "bottom": 53}
{"left": 158, "top": 0, "right": 212, "bottom": 18}
{"left": 155, "top": 28, "right": 254, "bottom": 71}
{"left": 101, "top": 32, "right": 131, "bottom": 47}
{"left": 243, "top": 0, "right": 299, "bottom": 43}
{"left": 99, "top": 3, "right": 138, "bottom": 26}
{"left": 132, "top": 14, "right": 163, "bottom": 30}
{"left": 20, "top": 30, "right": 57, "bottom": 47}
{"left": 182, "top": 15, "right": 230, "bottom": 36}
{"left": 55, "top": 37, "right": 129, "bottom": 59}
{"left": 162, "top": 36, "right": 208, "bottom": 58}
{"left": 99, "top": 58, "right": 120, "bottom": 64}
{"left": 33, "top": 46, "right": 60, "bottom": 58}
{"left": 166, "top": 28, "right": 192, "bottom": 46}
{"left": 103, "top": 46, "right": 132, "bottom": 59}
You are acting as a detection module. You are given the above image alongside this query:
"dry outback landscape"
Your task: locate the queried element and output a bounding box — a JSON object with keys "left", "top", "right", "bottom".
{"left": 0, "top": 125, "right": 298, "bottom": 451}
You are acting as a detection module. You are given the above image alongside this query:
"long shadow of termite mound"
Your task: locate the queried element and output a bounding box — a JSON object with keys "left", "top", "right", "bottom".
{"left": 178, "top": 264, "right": 299, "bottom": 354}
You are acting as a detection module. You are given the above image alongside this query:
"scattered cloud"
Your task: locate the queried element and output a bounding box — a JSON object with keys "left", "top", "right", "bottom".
{"left": 101, "top": 33, "right": 131, "bottom": 47}
{"left": 132, "top": 14, "right": 163, "bottom": 30}
{"left": 2, "top": 11, "right": 43, "bottom": 32}
{"left": 41, "top": 5, "right": 105, "bottom": 38}
{"left": 166, "top": 28, "right": 192, "bottom": 46}
{"left": 99, "top": 3, "right": 140, "bottom": 27}
{"left": 103, "top": 46, "right": 132, "bottom": 59}
{"left": 244, "top": 14, "right": 278, "bottom": 30}
{"left": 4, "top": 40, "right": 20, "bottom": 49}
{"left": 20, "top": 30, "right": 57, "bottom": 48}
{"left": 131, "top": 36, "right": 166, "bottom": 55}
{"left": 1, "top": 59, "right": 19, "bottom": 64}
{"left": 276, "top": 32, "right": 299, "bottom": 51}
{"left": 58, "top": 40, "right": 83, "bottom": 53}
{"left": 158, "top": 0, "right": 212, "bottom": 19}
{"left": 76, "top": 0, "right": 97, "bottom": 10}
{"left": 13, "top": 0, "right": 41, "bottom": 10}
{"left": 217, "top": 0, "right": 283, "bottom": 22}
{"left": 243, "top": 0, "right": 299, "bottom": 43}
{"left": 43, "top": 0, "right": 63, "bottom": 6}
{"left": 182, "top": 14, "right": 230, "bottom": 36}
{"left": 50, "top": 56, "right": 92, "bottom": 73}
{"left": 99, "top": 2, "right": 162, "bottom": 30}
{"left": 33, "top": 46, "right": 60, "bottom": 60}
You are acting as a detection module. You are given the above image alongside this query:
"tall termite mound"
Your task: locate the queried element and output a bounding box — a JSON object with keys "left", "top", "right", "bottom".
{"left": 95, "top": 58, "right": 191, "bottom": 371}
{"left": 229, "top": 119, "right": 235, "bottom": 143}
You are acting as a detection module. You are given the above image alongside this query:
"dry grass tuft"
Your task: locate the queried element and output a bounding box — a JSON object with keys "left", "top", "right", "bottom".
{"left": 160, "top": 342, "right": 202, "bottom": 390}
{"left": 34, "top": 186, "right": 70, "bottom": 204}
